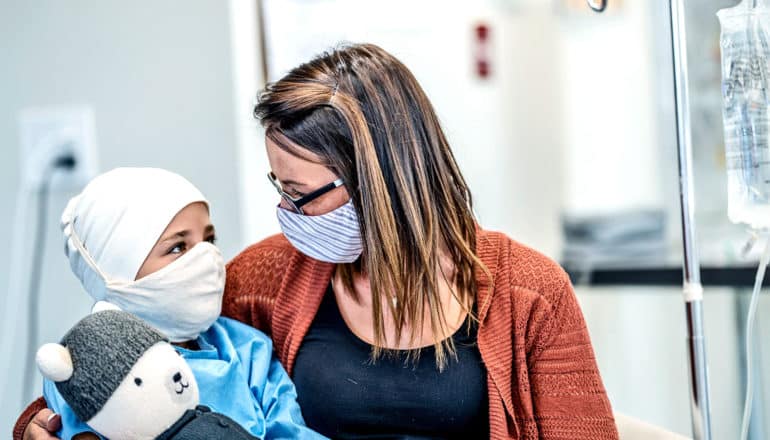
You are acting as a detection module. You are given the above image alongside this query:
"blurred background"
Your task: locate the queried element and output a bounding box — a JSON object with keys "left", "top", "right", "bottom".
{"left": 0, "top": 0, "right": 767, "bottom": 438}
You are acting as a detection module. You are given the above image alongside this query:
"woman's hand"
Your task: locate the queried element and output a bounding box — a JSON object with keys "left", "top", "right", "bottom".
{"left": 22, "top": 409, "right": 61, "bottom": 440}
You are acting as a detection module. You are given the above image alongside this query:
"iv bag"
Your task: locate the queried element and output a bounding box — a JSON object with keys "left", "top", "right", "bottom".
{"left": 718, "top": 1, "right": 770, "bottom": 229}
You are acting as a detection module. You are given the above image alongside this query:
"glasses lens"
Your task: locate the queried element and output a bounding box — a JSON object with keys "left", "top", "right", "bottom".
{"left": 268, "top": 173, "right": 281, "bottom": 191}
{"left": 268, "top": 172, "right": 309, "bottom": 214}
{"left": 284, "top": 197, "right": 301, "bottom": 214}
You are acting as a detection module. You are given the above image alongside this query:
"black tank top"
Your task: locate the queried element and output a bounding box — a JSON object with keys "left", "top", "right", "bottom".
{"left": 293, "top": 285, "right": 489, "bottom": 439}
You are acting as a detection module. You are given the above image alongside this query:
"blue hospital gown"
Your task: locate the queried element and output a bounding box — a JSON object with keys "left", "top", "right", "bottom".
{"left": 43, "top": 316, "right": 326, "bottom": 440}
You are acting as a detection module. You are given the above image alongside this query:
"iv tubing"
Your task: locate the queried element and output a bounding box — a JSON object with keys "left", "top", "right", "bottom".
{"left": 739, "top": 235, "right": 770, "bottom": 440}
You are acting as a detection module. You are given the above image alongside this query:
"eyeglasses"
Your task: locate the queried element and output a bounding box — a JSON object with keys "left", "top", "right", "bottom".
{"left": 267, "top": 172, "right": 344, "bottom": 215}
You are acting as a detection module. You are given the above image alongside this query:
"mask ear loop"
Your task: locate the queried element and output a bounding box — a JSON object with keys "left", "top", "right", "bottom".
{"left": 67, "top": 218, "right": 111, "bottom": 282}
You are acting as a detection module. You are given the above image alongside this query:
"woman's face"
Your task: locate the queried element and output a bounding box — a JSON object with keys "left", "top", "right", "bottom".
{"left": 135, "top": 202, "right": 217, "bottom": 280}
{"left": 266, "top": 136, "right": 350, "bottom": 216}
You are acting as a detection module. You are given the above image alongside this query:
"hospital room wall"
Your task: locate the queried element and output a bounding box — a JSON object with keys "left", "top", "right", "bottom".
{"left": 0, "top": 1, "right": 249, "bottom": 434}
{"left": 552, "top": 1, "right": 750, "bottom": 437}
{"left": 499, "top": 1, "right": 752, "bottom": 438}
{"left": 397, "top": 2, "right": 732, "bottom": 435}
{"left": 561, "top": 1, "right": 770, "bottom": 438}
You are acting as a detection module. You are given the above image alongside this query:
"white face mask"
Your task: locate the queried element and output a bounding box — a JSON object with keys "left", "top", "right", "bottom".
{"left": 69, "top": 228, "right": 225, "bottom": 342}
{"left": 102, "top": 242, "right": 225, "bottom": 342}
{"left": 276, "top": 200, "right": 363, "bottom": 263}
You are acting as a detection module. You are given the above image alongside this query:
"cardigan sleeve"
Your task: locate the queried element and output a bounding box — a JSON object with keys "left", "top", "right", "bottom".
{"left": 221, "top": 237, "right": 295, "bottom": 336}
{"left": 527, "top": 277, "right": 619, "bottom": 440}
{"left": 221, "top": 251, "right": 267, "bottom": 334}
{"left": 12, "top": 397, "right": 48, "bottom": 440}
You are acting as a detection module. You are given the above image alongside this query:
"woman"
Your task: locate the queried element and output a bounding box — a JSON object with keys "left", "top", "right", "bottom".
{"left": 18, "top": 43, "right": 618, "bottom": 439}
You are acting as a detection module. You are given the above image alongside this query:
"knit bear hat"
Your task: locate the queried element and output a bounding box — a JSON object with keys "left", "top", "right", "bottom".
{"left": 36, "top": 310, "right": 167, "bottom": 422}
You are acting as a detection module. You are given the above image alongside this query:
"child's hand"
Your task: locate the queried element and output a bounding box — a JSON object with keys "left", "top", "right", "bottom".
{"left": 23, "top": 409, "right": 60, "bottom": 440}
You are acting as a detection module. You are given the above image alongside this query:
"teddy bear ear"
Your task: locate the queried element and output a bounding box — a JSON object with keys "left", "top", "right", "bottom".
{"left": 36, "top": 343, "right": 74, "bottom": 382}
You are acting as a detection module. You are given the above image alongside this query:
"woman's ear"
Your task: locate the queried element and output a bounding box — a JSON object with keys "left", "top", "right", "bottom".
{"left": 36, "top": 343, "right": 74, "bottom": 382}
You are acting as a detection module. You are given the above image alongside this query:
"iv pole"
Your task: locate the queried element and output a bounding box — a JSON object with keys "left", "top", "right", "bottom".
{"left": 668, "top": 0, "right": 713, "bottom": 438}
{"left": 587, "top": 1, "right": 713, "bottom": 439}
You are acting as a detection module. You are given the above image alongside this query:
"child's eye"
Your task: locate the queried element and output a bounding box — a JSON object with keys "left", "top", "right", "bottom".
{"left": 167, "top": 242, "right": 186, "bottom": 255}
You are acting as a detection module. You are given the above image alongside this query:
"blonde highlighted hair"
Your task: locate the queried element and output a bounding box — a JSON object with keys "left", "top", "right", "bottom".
{"left": 255, "top": 43, "right": 488, "bottom": 368}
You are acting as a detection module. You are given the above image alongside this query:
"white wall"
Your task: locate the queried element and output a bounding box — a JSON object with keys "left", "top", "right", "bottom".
{"left": 558, "top": 2, "right": 663, "bottom": 217}
{"left": 0, "top": 0, "right": 247, "bottom": 434}
{"left": 261, "top": 0, "right": 566, "bottom": 257}
{"left": 579, "top": 287, "right": 744, "bottom": 439}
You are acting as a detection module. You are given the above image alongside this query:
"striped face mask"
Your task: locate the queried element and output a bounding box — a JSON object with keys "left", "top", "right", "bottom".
{"left": 276, "top": 200, "right": 363, "bottom": 263}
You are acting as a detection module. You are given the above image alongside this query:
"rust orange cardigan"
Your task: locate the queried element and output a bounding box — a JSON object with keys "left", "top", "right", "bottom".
{"left": 15, "top": 230, "right": 618, "bottom": 440}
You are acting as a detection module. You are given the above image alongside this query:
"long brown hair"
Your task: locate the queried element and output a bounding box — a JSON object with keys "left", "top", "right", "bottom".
{"left": 255, "top": 43, "right": 488, "bottom": 368}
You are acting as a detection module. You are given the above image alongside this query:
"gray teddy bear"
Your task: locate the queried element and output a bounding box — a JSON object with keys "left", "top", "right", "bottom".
{"left": 36, "top": 310, "right": 259, "bottom": 440}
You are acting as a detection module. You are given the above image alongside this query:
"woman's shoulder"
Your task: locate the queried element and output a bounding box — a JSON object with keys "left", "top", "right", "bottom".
{"left": 228, "top": 233, "right": 296, "bottom": 269}
{"left": 478, "top": 229, "right": 571, "bottom": 301}
{"left": 222, "top": 234, "right": 299, "bottom": 330}
{"left": 225, "top": 234, "right": 297, "bottom": 289}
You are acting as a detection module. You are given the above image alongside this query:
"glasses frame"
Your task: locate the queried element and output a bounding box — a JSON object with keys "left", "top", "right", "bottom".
{"left": 268, "top": 172, "right": 344, "bottom": 215}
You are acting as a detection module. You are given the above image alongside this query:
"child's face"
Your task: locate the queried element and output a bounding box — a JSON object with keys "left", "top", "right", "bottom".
{"left": 134, "top": 202, "right": 217, "bottom": 280}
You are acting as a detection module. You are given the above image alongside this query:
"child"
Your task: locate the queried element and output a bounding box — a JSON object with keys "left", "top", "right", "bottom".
{"left": 44, "top": 167, "right": 324, "bottom": 439}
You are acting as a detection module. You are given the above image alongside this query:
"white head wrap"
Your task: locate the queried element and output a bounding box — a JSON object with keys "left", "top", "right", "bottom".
{"left": 61, "top": 168, "right": 208, "bottom": 302}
